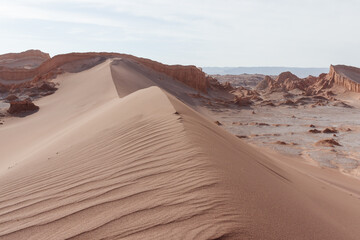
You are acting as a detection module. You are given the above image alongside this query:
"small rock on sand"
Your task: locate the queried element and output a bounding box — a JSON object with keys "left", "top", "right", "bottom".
{"left": 214, "top": 121, "right": 222, "bottom": 126}
{"left": 236, "top": 135, "right": 248, "bottom": 139}
{"left": 315, "top": 138, "right": 341, "bottom": 147}
{"left": 323, "top": 127, "right": 338, "bottom": 134}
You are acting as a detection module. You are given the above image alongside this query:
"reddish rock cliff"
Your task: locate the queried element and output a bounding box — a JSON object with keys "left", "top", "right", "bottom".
{"left": 326, "top": 65, "right": 360, "bottom": 93}
{"left": 124, "top": 55, "right": 209, "bottom": 93}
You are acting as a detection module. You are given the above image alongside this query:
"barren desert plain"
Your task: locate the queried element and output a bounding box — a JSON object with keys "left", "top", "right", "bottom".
{"left": 1, "top": 50, "right": 360, "bottom": 240}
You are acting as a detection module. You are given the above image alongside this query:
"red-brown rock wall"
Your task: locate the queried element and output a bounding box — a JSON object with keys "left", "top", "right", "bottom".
{"left": 124, "top": 55, "right": 209, "bottom": 93}
{"left": 327, "top": 65, "right": 360, "bottom": 93}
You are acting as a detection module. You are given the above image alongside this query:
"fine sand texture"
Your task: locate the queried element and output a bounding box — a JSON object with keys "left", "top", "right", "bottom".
{"left": 1, "top": 58, "right": 360, "bottom": 239}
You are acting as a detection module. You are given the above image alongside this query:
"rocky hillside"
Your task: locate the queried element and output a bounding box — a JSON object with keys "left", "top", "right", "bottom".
{"left": 210, "top": 74, "right": 271, "bottom": 88}
{"left": 256, "top": 65, "right": 360, "bottom": 94}
{"left": 0, "top": 50, "right": 50, "bottom": 69}
{"left": 256, "top": 72, "right": 320, "bottom": 92}
{"left": 0, "top": 51, "right": 210, "bottom": 93}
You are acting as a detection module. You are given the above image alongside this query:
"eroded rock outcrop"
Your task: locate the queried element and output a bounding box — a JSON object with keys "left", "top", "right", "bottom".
{"left": 0, "top": 50, "right": 50, "bottom": 62}
{"left": 323, "top": 127, "right": 338, "bottom": 134}
{"left": 7, "top": 100, "right": 39, "bottom": 114}
{"left": 256, "top": 72, "right": 318, "bottom": 92}
{"left": 233, "top": 96, "right": 253, "bottom": 106}
{"left": 0, "top": 50, "right": 50, "bottom": 69}
{"left": 326, "top": 65, "right": 360, "bottom": 93}
{"left": 315, "top": 138, "right": 341, "bottom": 147}
{"left": 132, "top": 57, "right": 209, "bottom": 93}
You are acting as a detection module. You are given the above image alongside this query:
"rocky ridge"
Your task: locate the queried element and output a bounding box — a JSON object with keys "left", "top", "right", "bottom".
{"left": 0, "top": 50, "right": 50, "bottom": 70}
{"left": 0, "top": 51, "right": 209, "bottom": 94}
{"left": 256, "top": 65, "right": 360, "bottom": 94}
{"left": 326, "top": 65, "right": 360, "bottom": 93}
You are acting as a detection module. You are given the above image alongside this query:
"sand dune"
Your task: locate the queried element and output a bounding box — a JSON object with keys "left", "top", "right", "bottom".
{"left": 1, "top": 58, "right": 360, "bottom": 239}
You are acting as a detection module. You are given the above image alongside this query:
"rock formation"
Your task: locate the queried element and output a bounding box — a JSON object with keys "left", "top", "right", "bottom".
{"left": 233, "top": 96, "right": 253, "bottom": 106}
{"left": 323, "top": 127, "right": 338, "bottom": 134}
{"left": 7, "top": 100, "right": 39, "bottom": 114}
{"left": 0, "top": 50, "right": 50, "bottom": 69}
{"left": 256, "top": 65, "right": 360, "bottom": 95}
{"left": 325, "top": 65, "right": 360, "bottom": 93}
{"left": 256, "top": 72, "right": 318, "bottom": 92}
{"left": 0, "top": 50, "right": 50, "bottom": 62}
{"left": 315, "top": 138, "right": 341, "bottom": 147}
{"left": 127, "top": 56, "right": 209, "bottom": 93}
{"left": 0, "top": 51, "right": 210, "bottom": 93}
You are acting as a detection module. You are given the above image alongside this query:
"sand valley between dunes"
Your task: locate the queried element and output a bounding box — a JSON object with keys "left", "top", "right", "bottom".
{"left": 1, "top": 58, "right": 360, "bottom": 239}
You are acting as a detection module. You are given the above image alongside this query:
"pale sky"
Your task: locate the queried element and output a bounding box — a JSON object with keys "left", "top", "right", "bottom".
{"left": 0, "top": 0, "right": 359, "bottom": 67}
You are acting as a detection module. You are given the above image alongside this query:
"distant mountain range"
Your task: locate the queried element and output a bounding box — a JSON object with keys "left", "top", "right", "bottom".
{"left": 202, "top": 67, "right": 329, "bottom": 78}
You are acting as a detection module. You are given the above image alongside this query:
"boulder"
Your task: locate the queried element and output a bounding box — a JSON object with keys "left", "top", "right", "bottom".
{"left": 7, "top": 100, "right": 39, "bottom": 114}
{"left": 214, "top": 121, "right": 222, "bottom": 126}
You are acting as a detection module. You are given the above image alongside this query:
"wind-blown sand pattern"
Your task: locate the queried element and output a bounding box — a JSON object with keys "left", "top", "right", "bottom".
{"left": 1, "top": 58, "right": 360, "bottom": 239}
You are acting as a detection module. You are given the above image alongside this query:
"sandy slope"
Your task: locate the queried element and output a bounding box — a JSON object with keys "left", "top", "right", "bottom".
{"left": 0, "top": 58, "right": 360, "bottom": 239}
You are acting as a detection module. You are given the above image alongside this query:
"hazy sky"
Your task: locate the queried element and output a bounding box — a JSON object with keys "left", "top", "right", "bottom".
{"left": 0, "top": 0, "right": 359, "bottom": 67}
